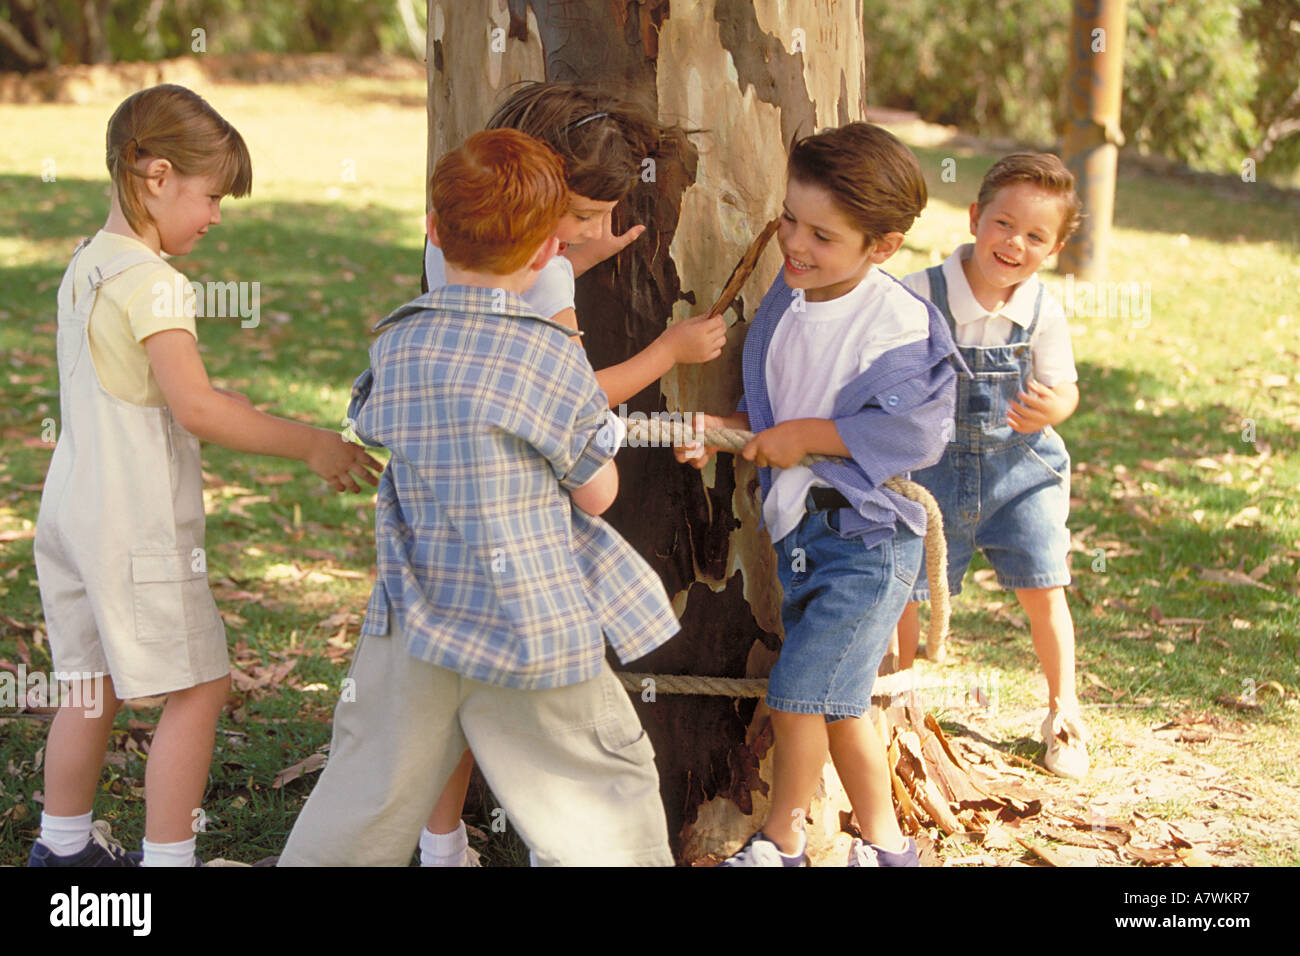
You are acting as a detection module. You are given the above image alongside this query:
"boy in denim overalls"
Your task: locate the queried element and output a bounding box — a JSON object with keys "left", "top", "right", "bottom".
{"left": 898, "top": 153, "right": 1089, "bottom": 779}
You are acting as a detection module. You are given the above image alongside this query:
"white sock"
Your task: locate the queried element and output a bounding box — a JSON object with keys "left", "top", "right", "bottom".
{"left": 141, "top": 836, "right": 197, "bottom": 868}
{"left": 419, "top": 822, "right": 467, "bottom": 867}
{"left": 38, "top": 811, "right": 93, "bottom": 857}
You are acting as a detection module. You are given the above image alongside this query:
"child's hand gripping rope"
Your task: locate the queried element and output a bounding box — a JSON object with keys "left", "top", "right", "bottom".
{"left": 648, "top": 413, "right": 952, "bottom": 663}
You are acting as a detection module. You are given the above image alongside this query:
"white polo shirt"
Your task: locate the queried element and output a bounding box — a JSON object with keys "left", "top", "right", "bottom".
{"left": 901, "top": 243, "right": 1077, "bottom": 387}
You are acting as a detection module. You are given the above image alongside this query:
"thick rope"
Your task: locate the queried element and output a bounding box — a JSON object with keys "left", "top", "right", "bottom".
{"left": 622, "top": 416, "right": 950, "bottom": 663}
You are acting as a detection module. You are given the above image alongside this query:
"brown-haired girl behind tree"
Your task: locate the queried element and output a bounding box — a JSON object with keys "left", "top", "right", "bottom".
{"left": 425, "top": 80, "right": 727, "bottom": 408}
{"left": 30, "top": 84, "right": 381, "bottom": 869}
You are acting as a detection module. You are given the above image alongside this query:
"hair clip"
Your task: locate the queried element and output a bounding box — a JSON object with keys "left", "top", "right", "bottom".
{"left": 568, "top": 112, "right": 609, "bottom": 130}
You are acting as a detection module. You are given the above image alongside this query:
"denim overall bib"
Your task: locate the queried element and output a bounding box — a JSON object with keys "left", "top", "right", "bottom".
{"left": 34, "top": 237, "right": 228, "bottom": 699}
{"left": 909, "top": 265, "right": 1072, "bottom": 601}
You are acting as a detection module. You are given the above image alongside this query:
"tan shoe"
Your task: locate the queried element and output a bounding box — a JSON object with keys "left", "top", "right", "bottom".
{"left": 1041, "top": 709, "right": 1090, "bottom": 779}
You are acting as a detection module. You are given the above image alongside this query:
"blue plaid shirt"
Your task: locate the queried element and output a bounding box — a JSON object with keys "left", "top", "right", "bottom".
{"left": 349, "top": 286, "right": 680, "bottom": 690}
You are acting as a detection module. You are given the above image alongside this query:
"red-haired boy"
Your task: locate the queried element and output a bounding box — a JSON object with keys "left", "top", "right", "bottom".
{"left": 280, "top": 129, "right": 679, "bottom": 866}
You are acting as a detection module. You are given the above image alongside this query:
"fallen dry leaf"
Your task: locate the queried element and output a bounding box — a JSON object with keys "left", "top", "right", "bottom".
{"left": 271, "top": 751, "right": 326, "bottom": 789}
{"left": 1016, "top": 837, "right": 1065, "bottom": 867}
{"left": 1126, "top": 845, "right": 1183, "bottom": 865}
{"left": 1224, "top": 506, "right": 1262, "bottom": 529}
{"left": 1195, "top": 565, "right": 1275, "bottom": 591}
{"left": 983, "top": 820, "right": 1013, "bottom": 850}
{"left": 1176, "top": 846, "right": 1215, "bottom": 867}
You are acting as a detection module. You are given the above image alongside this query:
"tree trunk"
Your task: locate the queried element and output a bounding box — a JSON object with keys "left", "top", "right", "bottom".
{"left": 1059, "top": 0, "right": 1127, "bottom": 282}
{"left": 76, "top": 0, "right": 113, "bottom": 65}
{"left": 0, "top": 0, "right": 51, "bottom": 70}
{"left": 427, "top": 0, "right": 868, "bottom": 864}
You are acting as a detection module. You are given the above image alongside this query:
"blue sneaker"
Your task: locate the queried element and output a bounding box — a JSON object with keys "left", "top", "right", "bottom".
{"left": 28, "top": 820, "right": 139, "bottom": 868}
{"left": 717, "top": 831, "right": 808, "bottom": 867}
{"left": 848, "top": 836, "right": 920, "bottom": 867}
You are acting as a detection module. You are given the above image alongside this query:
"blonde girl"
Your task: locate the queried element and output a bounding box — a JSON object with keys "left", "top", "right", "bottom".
{"left": 31, "top": 84, "right": 380, "bottom": 868}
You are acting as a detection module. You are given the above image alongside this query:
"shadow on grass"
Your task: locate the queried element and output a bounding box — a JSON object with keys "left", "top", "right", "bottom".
{"left": 941, "top": 358, "right": 1297, "bottom": 719}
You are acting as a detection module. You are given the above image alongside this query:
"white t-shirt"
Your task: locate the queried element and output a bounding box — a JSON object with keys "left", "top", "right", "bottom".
{"left": 423, "top": 242, "right": 576, "bottom": 320}
{"left": 901, "top": 244, "right": 1076, "bottom": 387}
{"left": 763, "top": 266, "right": 931, "bottom": 544}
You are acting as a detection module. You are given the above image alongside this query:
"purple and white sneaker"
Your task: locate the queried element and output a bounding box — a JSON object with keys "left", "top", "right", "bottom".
{"left": 848, "top": 836, "right": 920, "bottom": 867}
{"left": 718, "top": 831, "right": 808, "bottom": 867}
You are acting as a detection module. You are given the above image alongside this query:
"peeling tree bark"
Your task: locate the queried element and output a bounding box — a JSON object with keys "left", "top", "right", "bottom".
{"left": 427, "top": 0, "right": 869, "bottom": 864}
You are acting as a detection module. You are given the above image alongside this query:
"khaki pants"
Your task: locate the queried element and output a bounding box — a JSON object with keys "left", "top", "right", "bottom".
{"left": 279, "top": 622, "right": 673, "bottom": 866}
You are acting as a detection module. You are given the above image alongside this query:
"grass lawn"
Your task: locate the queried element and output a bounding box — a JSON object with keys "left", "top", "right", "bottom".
{"left": 1, "top": 73, "right": 1297, "bottom": 866}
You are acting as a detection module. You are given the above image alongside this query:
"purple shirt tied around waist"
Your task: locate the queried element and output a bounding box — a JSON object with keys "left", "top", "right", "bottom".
{"left": 737, "top": 271, "right": 970, "bottom": 548}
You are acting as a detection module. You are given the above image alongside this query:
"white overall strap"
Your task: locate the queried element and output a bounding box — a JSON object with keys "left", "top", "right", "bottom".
{"left": 64, "top": 243, "right": 165, "bottom": 321}
{"left": 56, "top": 237, "right": 93, "bottom": 318}
{"left": 86, "top": 247, "right": 166, "bottom": 294}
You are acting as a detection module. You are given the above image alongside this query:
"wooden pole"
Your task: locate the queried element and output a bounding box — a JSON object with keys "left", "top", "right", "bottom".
{"left": 1059, "top": 0, "right": 1127, "bottom": 282}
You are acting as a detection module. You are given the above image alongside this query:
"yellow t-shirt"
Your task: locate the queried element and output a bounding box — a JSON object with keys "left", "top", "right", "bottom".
{"left": 75, "top": 230, "right": 198, "bottom": 406}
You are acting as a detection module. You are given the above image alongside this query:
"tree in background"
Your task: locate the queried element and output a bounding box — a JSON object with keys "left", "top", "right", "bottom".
{"left": 1242, "top": 0, "right": 1300, "bottom": 179}
{"left": 861, "top": 0, "right": 1298, "bottom": 184}
{"left": 0, "top": 0, "right": 425, "bottom": 71}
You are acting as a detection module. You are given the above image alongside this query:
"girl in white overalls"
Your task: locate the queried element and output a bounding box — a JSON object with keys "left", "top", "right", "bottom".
{"left": 31, "top": 85, "right": 381, "bottom": 868}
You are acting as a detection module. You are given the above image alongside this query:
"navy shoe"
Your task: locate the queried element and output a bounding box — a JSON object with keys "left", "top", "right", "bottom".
{"left": 847, "top": 836, "right": 920, "bottom": 867}
{"left": 717, "top": 831, "right": 808, "bottom": 867}
{"left": 28, "top": 820, "right": 139, "bottom": 868}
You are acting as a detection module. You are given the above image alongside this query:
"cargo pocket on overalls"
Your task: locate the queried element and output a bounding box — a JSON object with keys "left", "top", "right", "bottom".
{"left": 131, "top": 548, "right": 218, "bottom": 643}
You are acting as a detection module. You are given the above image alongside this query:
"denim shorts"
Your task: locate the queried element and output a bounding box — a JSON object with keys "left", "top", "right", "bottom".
{"left": 767, "top": 500, "right": 923, "bottom": 721}
{"left": 910, "top": 430, "right": 1072, "bottom": 601}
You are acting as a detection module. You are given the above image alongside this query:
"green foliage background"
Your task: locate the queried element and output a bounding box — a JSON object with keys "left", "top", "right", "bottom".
{"left": 0, "top": 0, "right": 424, "bottom": 65}
{"left": 863, "top": 0, "right": 1299, "bottom": 183}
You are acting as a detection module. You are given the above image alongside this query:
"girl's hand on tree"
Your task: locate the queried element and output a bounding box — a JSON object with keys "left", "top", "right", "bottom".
{"left": 1007, "top": 380, "right": 1075, "bottom": 433}
{"left": 307, "top": 429, "right": 383, "bottom": 493}
{"left": 564, "top": 212, "right": 646, "bottom": 277}
{"left": 663, "top": 312, "right": 727, "bottom": 365}
{"left": 741, "top": 422, "right": 805, "bottom": 469}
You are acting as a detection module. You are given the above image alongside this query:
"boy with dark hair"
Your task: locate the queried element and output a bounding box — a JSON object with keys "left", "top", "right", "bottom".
{"left": 680, "top": 123, "right": 963, "bottom": 866}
